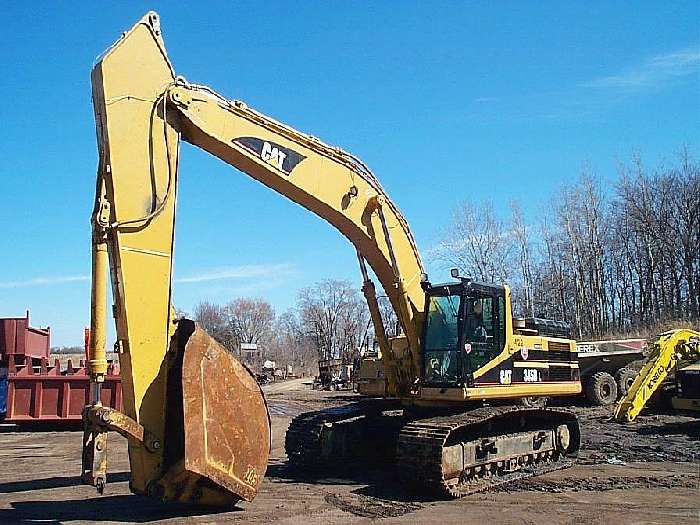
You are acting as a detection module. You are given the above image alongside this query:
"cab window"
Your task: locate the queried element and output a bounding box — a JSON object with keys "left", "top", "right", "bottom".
{"left": 464, "top": 296, "right": 495, "bottom": 373}
{"left": 423, "top": 294, "right": 461, "bottom": 386}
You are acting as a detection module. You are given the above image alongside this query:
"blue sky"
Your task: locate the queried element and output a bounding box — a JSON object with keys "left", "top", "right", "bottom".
{"left": 1, "top": 2, "right": 698, "bottom": 346}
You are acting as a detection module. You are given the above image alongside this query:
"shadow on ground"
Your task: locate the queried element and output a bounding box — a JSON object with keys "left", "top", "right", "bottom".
{"left": 637, "top": 419, "right": 700, "bottom": 439}
{"left": 265, "top": 461, "right": 435, "bottom": 504}
{"left": 265, "top": 461, "right": 431, "bottom": 519}
{"left": 0, "top": 494, "right": 239, "bottom": 524}
{"left": 0, "top": 472, "right": 241, "bottom": 524}
{"left": 0, "top": 473, "right": 129, "bottom": 493}
{"left": 0, "top": 422, "right": 83, "bottom": 433}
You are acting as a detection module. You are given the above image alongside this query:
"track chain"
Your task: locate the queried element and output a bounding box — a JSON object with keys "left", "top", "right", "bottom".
{"left": 396, "top": 405, "right": 579, "bottom": 498}
{"left": 285, "top": 400, "right": 400, "bottom": 469}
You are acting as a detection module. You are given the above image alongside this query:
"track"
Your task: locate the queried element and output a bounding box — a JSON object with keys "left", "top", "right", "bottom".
{"left": 286, "top": 402, "right": 580, "bottom": 498}
{"left": 396, "top": 406, "right": 579, "bottom": 498}
{"left": 285, "top": 399, "right": 403, "bottom": 469}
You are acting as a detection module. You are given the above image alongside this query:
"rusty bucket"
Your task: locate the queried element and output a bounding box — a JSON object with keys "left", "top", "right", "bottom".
{"left": 158, "top": 320, "right": 270, "bottom": 506}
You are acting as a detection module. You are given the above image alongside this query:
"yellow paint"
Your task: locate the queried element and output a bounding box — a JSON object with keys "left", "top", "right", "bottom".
{"left": 90, "top": 11, "right": 425, "bottom": 495}
{"left": 614, "top": 329, "right": 699, "bottom": 422}
{"left": 419, "top": 381, "right": 581, "bottom": 403}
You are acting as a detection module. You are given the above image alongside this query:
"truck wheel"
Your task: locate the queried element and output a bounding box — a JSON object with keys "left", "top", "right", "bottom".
{"left": 615, "top": 367, "right": 637, "bottom": 398}
{"left": 585, "top": 372, "right": 618, "bottom": 406}
{"left": 520, "top": 396, "right": 549, "bottom": 408}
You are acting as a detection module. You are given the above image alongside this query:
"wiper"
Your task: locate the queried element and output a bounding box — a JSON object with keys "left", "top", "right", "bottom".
{"left": 446, "top": 296, "right": 459, "bottom": 317}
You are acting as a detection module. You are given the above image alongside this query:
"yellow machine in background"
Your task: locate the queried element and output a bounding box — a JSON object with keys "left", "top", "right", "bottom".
{"left": 84, "top": 12, "right": 583, "bottom": 504}
{"left": 614, "top": 329, "right": 700, "bottom": 422}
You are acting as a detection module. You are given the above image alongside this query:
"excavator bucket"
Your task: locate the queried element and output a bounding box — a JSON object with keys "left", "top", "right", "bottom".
{"left": 82, "top": 320, "right": 270, "bottom": 506}
{"left": 158, "top": 320, "right": 270, "bottom": 505}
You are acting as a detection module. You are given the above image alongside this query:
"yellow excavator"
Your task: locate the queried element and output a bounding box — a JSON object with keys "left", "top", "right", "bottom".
{"left": 614, "top": 329, "right": 699, "bottom": 422}
{"left": 83, "top": 12, "right": 583, "bottom": 506}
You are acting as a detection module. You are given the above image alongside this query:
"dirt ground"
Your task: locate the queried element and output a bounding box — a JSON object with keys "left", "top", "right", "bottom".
{"left": 0, "top": 378, "right": 697, "bottom": 524}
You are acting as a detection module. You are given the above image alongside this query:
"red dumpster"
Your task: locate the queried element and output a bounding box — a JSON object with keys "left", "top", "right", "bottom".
{"left": 0, "top": 312, "right": 122, "bottom": 424}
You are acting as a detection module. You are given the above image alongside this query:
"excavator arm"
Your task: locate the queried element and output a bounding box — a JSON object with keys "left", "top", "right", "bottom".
{"left": 614, "top": 329, "right": 700, "bottom": 422}
{"left": 167, "top": 79, "right": 426, "bottom": 377}
{"left": 83, "top": 12, "right": 425, "bottom": 506}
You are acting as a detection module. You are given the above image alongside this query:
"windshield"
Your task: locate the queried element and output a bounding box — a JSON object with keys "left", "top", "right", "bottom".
{"left": 423, "top": 294, "right": 461, "bottom": 385}
{"left": 424, "top": 295, "right": 460, "bottom": 351}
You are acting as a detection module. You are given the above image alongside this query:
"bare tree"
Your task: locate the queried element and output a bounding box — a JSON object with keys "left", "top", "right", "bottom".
{"left": 193, "top": 301, "right": 234, "bottom": 351}
{"left": 671, "top": 146, "right": 700, "bottom": 319}
{"left": 377, "top": 295, "right": 399, "bottom": 338}
{"left": 556, "top": 173, "right": 609, "bottom": 337}
{"left": 535, "top": 218, "right": 571, "bottom": 322}
{"left": 298, "top": 279, "right": 368, "bottom": 362}
{"left": 436, "top": 200, "right": 513, "bottom": 283}
{"left": 226, "top": 297, "right": 275, "bottom": 347}
{"left": 523, "top": 148, "right": 699, "bottom": 338}
{"left": 270, "top": 309, "right": 317, "bottom": 375}
{"left": 194, "top": 297, "right": 276, "bottom": 363}
{"left": 510, "top": 202, "right": 534, "bottom": 317}
{"left": 611, "top": 149, "right": 700, "bottom": 329}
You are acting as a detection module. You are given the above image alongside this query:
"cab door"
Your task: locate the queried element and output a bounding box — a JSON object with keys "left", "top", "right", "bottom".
{"left": 462, "top": 291, "right": 506, "bottom": 378}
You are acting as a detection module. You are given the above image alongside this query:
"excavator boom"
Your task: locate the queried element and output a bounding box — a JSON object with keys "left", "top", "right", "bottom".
{"left": 614, "top": 329, "right": 699, "bottom": 422}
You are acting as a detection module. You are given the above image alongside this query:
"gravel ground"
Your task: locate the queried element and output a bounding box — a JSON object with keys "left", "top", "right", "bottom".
{"left": 0, "top": 379, "right": 697, "bottom": 524}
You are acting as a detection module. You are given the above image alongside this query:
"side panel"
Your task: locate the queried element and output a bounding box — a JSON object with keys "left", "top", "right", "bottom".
{"left": 474, "top": 339, "right": 580, "bottom": 387}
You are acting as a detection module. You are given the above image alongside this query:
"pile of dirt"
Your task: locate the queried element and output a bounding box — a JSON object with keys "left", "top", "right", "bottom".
{"left": 324, "top": 492, "right": 422, "bottom": 519}
{"left": 573, "top": 406, "right": 699, "bottom": 464}
{"left": 499, "top": 474, "right": 696, "bottom": 493}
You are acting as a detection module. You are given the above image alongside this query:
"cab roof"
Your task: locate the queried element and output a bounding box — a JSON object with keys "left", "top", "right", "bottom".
{"left": 426, "top": 279, "right": 506, "bottom": 296}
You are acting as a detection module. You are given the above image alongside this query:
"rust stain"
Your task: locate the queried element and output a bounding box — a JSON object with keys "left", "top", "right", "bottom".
{"left": 179, "top": 326, "right": 270, "bottom": 502}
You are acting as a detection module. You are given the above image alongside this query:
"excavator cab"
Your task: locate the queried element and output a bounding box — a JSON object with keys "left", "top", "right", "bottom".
{"left": 422, "top": 280, "right": 506, "bottom": 387}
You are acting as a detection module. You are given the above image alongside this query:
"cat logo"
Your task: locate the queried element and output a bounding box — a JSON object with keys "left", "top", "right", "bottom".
{"left": 260, "top": 141, "right": 286, "bottom": 170}
{"left": 499, "top": 369, "right": 512, "bottom": 385}
{"left": 232, "top": 136, "right": 306, "bottom": 176}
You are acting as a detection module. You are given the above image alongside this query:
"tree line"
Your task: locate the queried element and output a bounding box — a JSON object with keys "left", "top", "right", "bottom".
{"left": 192, "top": 280, "right": 371, "bottom": 371}
{"left": 436, "top": 149, "right": 699, "bottom": 339}
{"left": 193, "top": 148, "right": 698, "bottom": 364}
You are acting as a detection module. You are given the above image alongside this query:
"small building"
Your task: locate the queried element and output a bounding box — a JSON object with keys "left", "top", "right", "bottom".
{"left": 239, "top": 342, "right": 261, "bottom": 360}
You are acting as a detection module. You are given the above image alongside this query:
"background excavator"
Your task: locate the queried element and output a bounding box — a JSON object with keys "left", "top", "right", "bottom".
{"left": 614, "top": 329, "right": 699, "bottom": 422}
{"left": 83, "top": 12, "right": 583, "bottom": 506}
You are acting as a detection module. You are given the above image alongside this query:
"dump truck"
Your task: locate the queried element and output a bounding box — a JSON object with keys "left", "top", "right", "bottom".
{"left": 576, "top": 338, "right": 645, "bottom": 406}
{"left": 313, "top": 359, "right": 353, "bottom": 391}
